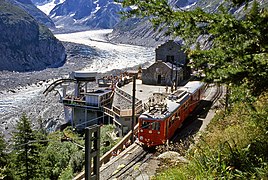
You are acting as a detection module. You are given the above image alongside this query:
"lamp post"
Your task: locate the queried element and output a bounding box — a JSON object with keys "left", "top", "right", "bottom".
{"left": 131, "top": 75, "right": 136, "bottom": 143}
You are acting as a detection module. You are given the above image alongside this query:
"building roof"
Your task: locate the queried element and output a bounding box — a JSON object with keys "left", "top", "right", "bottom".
{"left": 156, "top": 40, "right": 183, "bottom": 50}
{"left": 142, "top": 60, "right": 183, "bottom": 71}
{"left": 164, "top": 62, "right": 184, "bottom": 70}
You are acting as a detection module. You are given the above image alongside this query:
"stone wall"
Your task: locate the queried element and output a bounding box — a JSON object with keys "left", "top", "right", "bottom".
{"left": 142, "top": 61, "right": 183, "bottom": 86}
{"left": 155, "top": 40, "right": 186, "bottom": 65}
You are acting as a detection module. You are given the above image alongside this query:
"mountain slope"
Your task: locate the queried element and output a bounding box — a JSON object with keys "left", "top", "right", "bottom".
{"left": 8, "top": 0, "right": 55, "bottom": 28}
{"left": 0, "top": 0, "right": 66, "bottom": 72}
{"left": 48, "top": 0, "right": 123, "bottom": 29}
{"left": 109, "top": 0, "right": 267, "bottom": 47}
{"left": 109, "top": 0, "right": 199, "bottom": 47}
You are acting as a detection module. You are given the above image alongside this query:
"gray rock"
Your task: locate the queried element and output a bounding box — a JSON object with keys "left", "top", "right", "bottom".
{"left": 8, "top": 0, "right": 55, "bottom": 28}
{"left": 49, "top": 0, "right": 123, "bottom": 29}
{"left": 0, "top": 0, "right": 66, "bottom": 72}
{"left": 157, "top": 151, "right": 189, "bottom": 163}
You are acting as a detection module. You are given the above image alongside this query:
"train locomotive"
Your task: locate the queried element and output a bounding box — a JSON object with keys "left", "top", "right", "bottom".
{"left": 138, "top": 81, "right": 205, "bottom": 147}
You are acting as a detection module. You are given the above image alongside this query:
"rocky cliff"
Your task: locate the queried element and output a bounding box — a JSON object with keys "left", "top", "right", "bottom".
{"left": 109, "top": 0, "right": 266, "bottom": 47}
{"left": 0, "top": 0, "right": 66, "bottom": 72}
{"left": 108, "top": 18, "right": 169, "bottom": 48}
{"left": 49, "top": 0, "right": 123, "bottom": 29}
{"left": 8, "top": 0, "right": 55, "bottom": 28}
{"left": 109, "top": 0, "right": 199, "bottom": 47}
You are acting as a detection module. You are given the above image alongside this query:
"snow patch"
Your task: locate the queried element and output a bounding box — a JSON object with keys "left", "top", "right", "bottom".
{"left": 181, "top": 2, "right": 197, "bottom": 10}
{"left": 55, "top": 29, "right": 154, "bottom": 73}
{"left": 37, "top": 0, "right": 66, "bottom": 15}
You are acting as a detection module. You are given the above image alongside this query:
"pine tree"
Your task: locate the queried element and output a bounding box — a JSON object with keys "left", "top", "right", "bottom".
{"left": 11, "top": 113, "right": 42, "bottom": 179}
{"left": 0, "top": 132, "right": 7, "bottom": 179}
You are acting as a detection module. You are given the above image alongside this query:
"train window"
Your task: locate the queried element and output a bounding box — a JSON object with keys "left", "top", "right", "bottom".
{"left": 141, "top": 121, "right": 150, "bottom": 129}
{"left": 176, "top": 112, "right": 180, "bottom": 119}
{"left": 184, "top": 103, "right": 188, "bottom": 110}
{"left": 152, "top": 122, "right": 160, "bottom": 131}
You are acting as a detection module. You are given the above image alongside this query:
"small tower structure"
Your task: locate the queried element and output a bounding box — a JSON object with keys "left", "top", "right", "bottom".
{"left": 61, "top": 71, "right": 113, "bottom": 130}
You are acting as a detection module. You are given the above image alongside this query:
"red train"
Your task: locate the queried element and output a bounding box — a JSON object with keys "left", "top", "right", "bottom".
{"left": 138, "top": 81, "right": 205, "bottom": 147}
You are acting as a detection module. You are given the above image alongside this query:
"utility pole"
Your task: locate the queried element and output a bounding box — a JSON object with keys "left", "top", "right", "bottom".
{"left": 175, "top": 59, "right": 178, "bottom": 90}
{"left": 131, "top": 75, "right": 136, "bottom": 143}
{"left": 85, "top": 125, "right": 100, "bottom": 180}
{"left": 171, "top": 63, "right": 174, "bottom": 91}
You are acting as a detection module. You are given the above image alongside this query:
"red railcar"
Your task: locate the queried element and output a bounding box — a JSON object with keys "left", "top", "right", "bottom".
{"left": 138, "top": 81, "right": 205, "bottom": 147}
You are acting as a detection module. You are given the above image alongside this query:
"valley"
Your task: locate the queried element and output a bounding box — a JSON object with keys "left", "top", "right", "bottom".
{"left": 0, "top": 29, "right": 154, "bottom": 140}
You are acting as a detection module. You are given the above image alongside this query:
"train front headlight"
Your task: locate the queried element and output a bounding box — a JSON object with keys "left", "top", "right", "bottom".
{"left": 139, "top": 136, "right": 143, "bottom": 140}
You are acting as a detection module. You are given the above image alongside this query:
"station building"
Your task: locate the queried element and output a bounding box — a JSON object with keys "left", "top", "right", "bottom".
{"left": 142, "top": 40, "right": 191, "bottom": 86}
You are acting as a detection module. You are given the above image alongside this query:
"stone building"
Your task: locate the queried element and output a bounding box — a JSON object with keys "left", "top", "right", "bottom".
{"left": 142, "top": 60, "right": 183, "bottom": 86}
{"left": 142, "top": 40, "right": 190, "bottom": 86}
{"left": 155, "top": 40, "right": 186, "bottom": 65}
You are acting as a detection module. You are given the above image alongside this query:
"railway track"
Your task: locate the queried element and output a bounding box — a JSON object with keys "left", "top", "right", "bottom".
{"left": 210, "top": 84, "right": 224, "bottom": 105}
{"left": 100, "top": 143, "right": 154, "bottom": 180}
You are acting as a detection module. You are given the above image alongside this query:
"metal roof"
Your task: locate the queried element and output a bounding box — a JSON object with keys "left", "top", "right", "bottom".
{"left": 140, "top": 81, "right": 204, "bottom": 121}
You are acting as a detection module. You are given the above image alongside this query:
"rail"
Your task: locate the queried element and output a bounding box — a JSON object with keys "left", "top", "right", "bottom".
{"left": 102, "top": 106, "right": 113, "bottom": 117}
{"left": 115, "top": 87, "right": 142, "bottom": 106}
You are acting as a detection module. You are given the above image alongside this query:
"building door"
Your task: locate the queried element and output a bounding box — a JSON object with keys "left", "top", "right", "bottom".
{"left": 157, "top": 75, "right": 161, "bottom": 84}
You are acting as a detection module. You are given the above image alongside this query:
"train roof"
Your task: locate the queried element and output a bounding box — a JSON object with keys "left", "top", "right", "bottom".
{"left": 181, "top": 81, "right": 204, "bottom": 94}
{"left": 140, "top": 81, "right": 204, "bottom": 120}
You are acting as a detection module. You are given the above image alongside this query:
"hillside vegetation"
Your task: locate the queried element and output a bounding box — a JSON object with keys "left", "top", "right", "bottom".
{"left": 0, "top": 114, "right": 119, "bottom": 179}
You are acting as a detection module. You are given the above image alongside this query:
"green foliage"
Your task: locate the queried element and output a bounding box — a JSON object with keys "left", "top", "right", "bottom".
{"left": 42, "top": 141, "right": 80, "bottom": 179}
{"left": 118, "top": 0, "right": 268, "bottom": 97}
{"left": 58, "top": 165, "right": 73, "bottom": 180}
{"left": 100, "top": 124, "right": 121, "bottom": 156}
{"left": 3, "top": 118, "right": 130, "bottom": 179}
{"left": 40, "top": 128, "right": 84, "bottom": 180}
{"left": 10, "top": 113, "right": 44, "bottom": 180}
{"left": 0, "top": 132, "right": 8, "bottom": 179}
{"left": 4, "top": 114, "right": 84, "bottom": 179}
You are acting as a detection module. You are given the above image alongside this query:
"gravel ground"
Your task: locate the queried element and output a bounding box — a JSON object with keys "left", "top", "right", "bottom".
{"left": 0, "top": 42, "right": 100, "bottom": 140}
{"left": 0, "top": 40, "right": 152, "bottom": 141}
{"left": 0, "top": 42, "right": 98, "bottom": 92}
